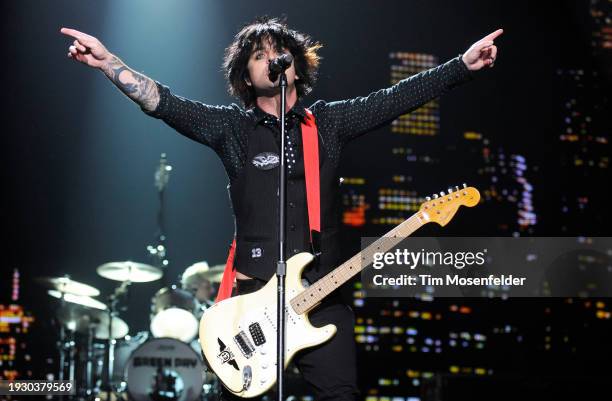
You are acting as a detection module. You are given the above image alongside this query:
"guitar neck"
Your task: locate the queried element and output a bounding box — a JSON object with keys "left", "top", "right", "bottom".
{"left": 290, "top": 211, "right": 428, "bottom": 314}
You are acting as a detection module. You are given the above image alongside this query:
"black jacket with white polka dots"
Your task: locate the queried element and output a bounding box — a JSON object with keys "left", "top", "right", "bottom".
{"left": 144, "top": 55, "right": 473, "bottom": 282}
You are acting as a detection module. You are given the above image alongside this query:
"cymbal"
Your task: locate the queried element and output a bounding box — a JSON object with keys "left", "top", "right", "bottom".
{"left": 37, "top": 276, "right": 100, "bottom": 297}
{"left": 97, "top": 261, "right": 162, "bottom": 283}
{"left": 57, "top": 304, "right": 128, "bottom": 339}
{"left": 182, "top": 261, "right": 225, "bottom": 284}
{"left": 47, "top": 290, "right": 107, "bottom": 310}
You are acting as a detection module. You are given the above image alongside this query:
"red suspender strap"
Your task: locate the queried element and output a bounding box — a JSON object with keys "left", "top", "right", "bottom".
{"left": 302, "top": 109, "right": 321, "bottom": 236}
{"left": 215, "top": 238, "right": 236, "bottom": 303}
{"left": 216, "top": 108, "right": 320, "bottom": 303}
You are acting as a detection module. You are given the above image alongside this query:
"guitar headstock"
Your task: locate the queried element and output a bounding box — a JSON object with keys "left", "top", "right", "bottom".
{"left": 419, "top": 184, "right": 480, "bottom": 226}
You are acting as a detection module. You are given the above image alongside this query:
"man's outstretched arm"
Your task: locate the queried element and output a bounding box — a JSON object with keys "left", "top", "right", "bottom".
{"left": 318, "top": 29, "right": 503, "bottom": 145}
{"left": 60, "top": 27, "right": 159, "bottom": 112}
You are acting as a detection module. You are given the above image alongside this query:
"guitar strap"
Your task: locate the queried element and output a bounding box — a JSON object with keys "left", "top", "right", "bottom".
{"left": 215, "top": 109, "right": 320, "bottom": 303}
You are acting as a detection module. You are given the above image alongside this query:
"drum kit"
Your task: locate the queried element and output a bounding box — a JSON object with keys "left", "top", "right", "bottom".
{"left": 38, "top": 260, "right": 225, "bottom": 401}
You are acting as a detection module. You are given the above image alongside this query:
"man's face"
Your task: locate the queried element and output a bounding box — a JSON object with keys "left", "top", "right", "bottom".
{"left": 245, "top": 38, "right": 298, "bottom": 96}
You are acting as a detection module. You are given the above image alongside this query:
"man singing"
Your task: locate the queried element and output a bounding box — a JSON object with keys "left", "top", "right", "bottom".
{"left": 61, "top": 16, "right": 502, "bottom": 400}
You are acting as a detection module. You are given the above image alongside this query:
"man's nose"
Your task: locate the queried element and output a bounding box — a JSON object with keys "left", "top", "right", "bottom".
{"left": 268, "top": 51, "right": 279, "bottom": 62}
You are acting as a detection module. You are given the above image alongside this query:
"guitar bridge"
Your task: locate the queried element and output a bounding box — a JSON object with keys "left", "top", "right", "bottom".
{"left": 234, "top": 330, "right": 255, "bottom": 359}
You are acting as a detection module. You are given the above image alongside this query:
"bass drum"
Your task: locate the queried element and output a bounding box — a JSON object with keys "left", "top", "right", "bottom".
{"left": 125, "top": 338, "right": 205, "bottom": 401}
{"left": 112, "top": 331, "right": 150, "bottom": 389}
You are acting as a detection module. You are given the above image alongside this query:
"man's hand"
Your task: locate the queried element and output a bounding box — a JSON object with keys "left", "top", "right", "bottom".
{"left": 60, "top": 26, "right": 159, "bottom": 112}
{"left": 462, "top": 29, "right": 503, "bottom": 71}
{"left": 60, "top": 27, "right": 112, "bottom": 69}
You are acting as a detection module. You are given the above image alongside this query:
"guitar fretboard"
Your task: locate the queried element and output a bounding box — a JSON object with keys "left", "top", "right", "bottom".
{"left": 290, "top": 211, "right": 428, "bottom": 314}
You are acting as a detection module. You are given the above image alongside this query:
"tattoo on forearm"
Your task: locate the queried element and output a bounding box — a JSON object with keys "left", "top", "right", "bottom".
{"left": 102, "top": 55, "right": 159, "bottom": 112}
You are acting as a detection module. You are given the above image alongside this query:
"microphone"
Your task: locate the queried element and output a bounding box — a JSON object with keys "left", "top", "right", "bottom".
{"left": 268, "top": 54, "right": 294, "bottom": 81}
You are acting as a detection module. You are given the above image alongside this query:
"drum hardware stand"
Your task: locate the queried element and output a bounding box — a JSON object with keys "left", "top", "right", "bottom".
{"left": 85, "top": 325, "right": 95, "bottom": 398}
{"left": 56, "top": 290, "right": 68, "bottom": 401}
{"left": 55, "top": 279, "right": 77, "bottom": 401}
{"left": 103, "top": 280, "right": 131, "bottom": 401}
{"left": 147, "top": 153, "right": 172, "bottom": 284}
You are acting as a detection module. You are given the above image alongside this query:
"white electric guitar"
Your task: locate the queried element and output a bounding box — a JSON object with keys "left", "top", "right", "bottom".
{"left": 199, "top": 185, "right": 480, "bottom": 398}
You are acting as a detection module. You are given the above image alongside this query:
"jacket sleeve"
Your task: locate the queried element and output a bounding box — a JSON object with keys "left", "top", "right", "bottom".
{"left": 142, "top": 81, "right": 243, "bottom": 154}
{"left": 318, "top": 55, "right": 474, "bottom": 145}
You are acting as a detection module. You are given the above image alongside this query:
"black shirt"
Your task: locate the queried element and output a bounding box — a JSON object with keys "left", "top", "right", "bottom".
{"left": 143, "top": 55, "right": 474, "bottom": 281}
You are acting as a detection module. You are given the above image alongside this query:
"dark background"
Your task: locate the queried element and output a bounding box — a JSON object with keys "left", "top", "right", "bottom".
{"left": 2, "top": 0, "right": 611, "bottom": 400}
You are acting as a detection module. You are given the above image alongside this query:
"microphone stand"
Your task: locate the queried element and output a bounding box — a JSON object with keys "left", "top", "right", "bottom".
{"left": 275, "top": 70, "right": 288, "bottom": 401}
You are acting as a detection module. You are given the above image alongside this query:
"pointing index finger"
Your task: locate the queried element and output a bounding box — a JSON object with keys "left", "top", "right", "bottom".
{"left": 484, "top": 29, "right": 504, "bottom": 42}
{"left": 60, "top": 27, "right": 94, "bottom": 45}
{"left": 60, "top": 27, "right": 84, "bottom": 40}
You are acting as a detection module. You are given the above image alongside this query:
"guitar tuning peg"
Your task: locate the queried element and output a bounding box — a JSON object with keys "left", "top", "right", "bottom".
{"left": 455, "top": 185, "right": 460, "bottom": 191}
{"left": 426, "top": 196, "right": 431, "bottom": 201}
{"left": 462, "top": 183, "right": 467, "bottom": 188}
{"left": 433, "top": 194, "right": 439, "bottom": 199}
{"left": 447, "top": 187, "right": 453, "bottom": 193}
{"left": 440, "top": 191, "right": 445, "bottom": 196}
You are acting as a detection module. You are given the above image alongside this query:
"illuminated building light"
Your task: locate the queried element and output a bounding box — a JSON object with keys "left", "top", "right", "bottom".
{"left": 415, "top": 293, "right": 433, "bottom": 302}
{"left": 449, "top": 366, "right": 459, "bottom": 374}
{"left": 596, "top": 301, "right": 606, "bottom": 309}
{"left": 392, "top": 345, "right": 403, "bottom": 352}
{"left": 342, "top": 177, "right": 366, "bottom": 185}
{"left": 12, "top": 269, "right": 20, "bottom": 301}
{"left": 459, "top": 306, "right": 472, "bottom": 314}
{"left": 378, "top": 378, "right": 396, "bottom": 386}
{"left": 371, "top": 217, "right": 406, "bottom": 225}
{"left": 389, "top": 52, "right": 439, "bottom": 136}
{"left": 596, "top": 310, "right": 611, "bottom": 319}
{"left": 406, "top": 369, "right": 420, "bottom": 378}
{"left": 464, "top": 131, "right": 482, "bottom": 140}
{"left": 343, "top": 206, "right": 367, "bottom": 227}
{"left": 391, "top": 175, "right": 410, "bottom": 183}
